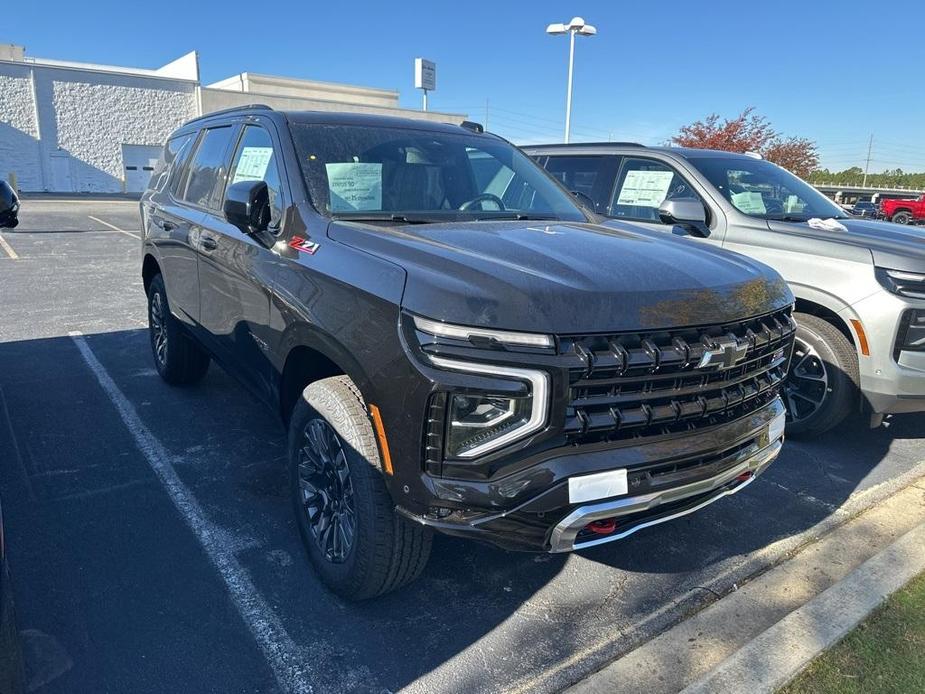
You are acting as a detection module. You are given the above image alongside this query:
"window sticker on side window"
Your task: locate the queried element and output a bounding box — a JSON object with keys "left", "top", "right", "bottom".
{"left": 616, "top": 170, "right": 674, "bottom": 207}
{"left": 232, "top": 146, "right": 274, "bottom": 184}
{"left": 731, "top": 191, "right": 767, "bottom": 214}
{"left": 325, "top": 162, "right": 383, "bottom": 211}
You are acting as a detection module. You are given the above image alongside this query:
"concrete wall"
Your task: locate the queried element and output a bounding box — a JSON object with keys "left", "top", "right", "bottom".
{"left": 0, "top": 64, "right": 43, "bottom": 191}
{"left": 201, "top": 87, "right": 465, "bottom": 125}
{"left": 0, "top": 61, "right": 197, "bottom": 192}
{"left": 209, "top": 72, "right": 400, "bottom": 108}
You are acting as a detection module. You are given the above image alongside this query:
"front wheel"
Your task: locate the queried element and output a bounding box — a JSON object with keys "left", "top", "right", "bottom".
{"left": 784, "top": 313, "right": 859, "bottom": 437}
{"left": 289, "top": 376, "right": 432, "bottom": 600}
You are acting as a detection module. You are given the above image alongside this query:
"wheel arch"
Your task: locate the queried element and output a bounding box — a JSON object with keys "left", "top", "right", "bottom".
{"left": 142, "top": 253, "right": 161, "bottom": 294}
{"left": 793, "top": 297, "right": 855, "bottom": 347}
{"left": 277, "top": 328, "right": 373, "bottom": 426}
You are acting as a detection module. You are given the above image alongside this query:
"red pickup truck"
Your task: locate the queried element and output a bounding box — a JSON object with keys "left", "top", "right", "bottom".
{"left": 880, "top": 195, "right": 925, "bottom": 224}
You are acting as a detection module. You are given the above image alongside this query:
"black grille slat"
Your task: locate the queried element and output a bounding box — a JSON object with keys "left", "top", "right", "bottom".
{"left": 561, "top": 307, "right": 794, "bottom": 443}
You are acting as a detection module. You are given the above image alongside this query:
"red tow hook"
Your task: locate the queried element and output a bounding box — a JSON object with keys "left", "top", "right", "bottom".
{"left": 736, "top": 471, "right": 754, "bottom": 483}
{"left": 586, "top": 518, "right": 618, "bottom": 535}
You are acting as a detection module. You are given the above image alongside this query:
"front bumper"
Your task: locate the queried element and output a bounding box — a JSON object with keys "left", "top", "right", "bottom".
{"left": 549, "top": 438, "right": 780, "bottom": 551}
{"left": 398, "top": 398, "right": 786, "bottom": 552}
{"left": 846, "top": 291, "right": 925, "bottom": 415}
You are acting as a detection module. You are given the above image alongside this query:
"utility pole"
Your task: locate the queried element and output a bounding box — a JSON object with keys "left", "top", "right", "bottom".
{"left": 863, "top": 134, "right": 873, "bottom": 187}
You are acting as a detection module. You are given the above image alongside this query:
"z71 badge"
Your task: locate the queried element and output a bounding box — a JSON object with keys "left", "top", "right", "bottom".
{"left": 289, "top": 235, "right": 320, "bottom": 255}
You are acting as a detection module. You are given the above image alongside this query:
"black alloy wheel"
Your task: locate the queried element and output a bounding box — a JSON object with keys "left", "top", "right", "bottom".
{"left": 298, "top": 418, "right": 357, "bottom": 563}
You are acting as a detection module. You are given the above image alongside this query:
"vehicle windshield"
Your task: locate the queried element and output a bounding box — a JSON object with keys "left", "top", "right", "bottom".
{"left": 687, "top": 156, "right": 849, "bottom": 221}
{"left": 290, "top": 123, "right": 587, "bottom": 223}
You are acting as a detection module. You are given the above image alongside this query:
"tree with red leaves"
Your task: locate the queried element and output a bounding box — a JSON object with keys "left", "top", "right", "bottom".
{"left": 671, "top": 108, "right": 819, "bottom": 179}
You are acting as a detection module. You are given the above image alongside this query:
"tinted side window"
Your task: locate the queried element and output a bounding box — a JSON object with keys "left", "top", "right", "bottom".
{"left": 182, "top": 126, "right": 235, "bottom": 209}
{"left": 544, "top": 155, "right": 620, "bottom": 213}
{"left": 609, "top": 157, "right": 703, "bottom": 222}
{"left": 151, "top": 133, "right": 193, "bottom": 193}
{"left": 226, "top": 126, "right": 283, "bottom": 228}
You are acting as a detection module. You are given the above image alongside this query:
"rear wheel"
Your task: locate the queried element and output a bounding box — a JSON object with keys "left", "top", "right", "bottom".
{"left": 891, "top": 210, "right": 913, "bottom": 225}
{"left": 147, "top": 274, "right": 210, "bottom": 385}
{"left": 289, "top": 376, "right": 432, "bottom": 600}
{"left": 784, "top": 313, "right": 859, "bottom": 437}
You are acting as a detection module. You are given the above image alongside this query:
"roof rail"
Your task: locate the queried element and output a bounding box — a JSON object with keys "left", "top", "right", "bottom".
{"left": 186, "top": 103, "right": 274, "bottom": 125}
{"left": 526, "top": 141, "right": 645, "bottom": 148}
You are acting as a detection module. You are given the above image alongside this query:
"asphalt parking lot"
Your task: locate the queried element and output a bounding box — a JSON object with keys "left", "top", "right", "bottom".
{"left": 1, "top": 200, "right": 924, "bottom": 694}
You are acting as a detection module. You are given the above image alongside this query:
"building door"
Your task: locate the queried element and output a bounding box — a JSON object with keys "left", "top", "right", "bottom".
{"left": 121, "top": 144, "right": 163, "bottom": 193}
{"left": 49, "top": 153, "right": 73, "bottom": 192}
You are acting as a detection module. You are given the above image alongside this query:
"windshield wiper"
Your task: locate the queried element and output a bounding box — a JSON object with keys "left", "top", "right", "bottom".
{"left": 765, "top": 214, "right": 811, "bottom": 222}
{"left": 476, "top": 213, "right": 560, "bottom": 221}
{"left": 331, "top": 213, "right": 433, "bottom": 224}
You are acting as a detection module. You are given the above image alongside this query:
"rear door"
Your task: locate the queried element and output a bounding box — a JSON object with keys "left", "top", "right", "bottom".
{"left": 197, "top": 121, "right": 286, "bottom": 398}
{"left": 145, "top": 131, "right": 204, "bottom": 325}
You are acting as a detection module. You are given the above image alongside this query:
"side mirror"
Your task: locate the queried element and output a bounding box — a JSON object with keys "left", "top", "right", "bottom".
{"left": 658, "top": 199, "right": 709, "bottom": 237}
{"left": 223, "top": 180, "right": 270, "bottom": 235}
{"left": 0, "top": 180, "right": 19, "bottom": 229}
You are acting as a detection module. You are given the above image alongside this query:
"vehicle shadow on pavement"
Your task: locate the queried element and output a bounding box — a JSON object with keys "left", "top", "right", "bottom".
{"left": 2, "top": 330, "right": 922, "bottom": 694}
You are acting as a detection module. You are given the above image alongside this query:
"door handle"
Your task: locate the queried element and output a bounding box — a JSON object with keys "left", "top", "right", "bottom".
{"left": 200, "top": 236, "right": 218, "bottom": 251}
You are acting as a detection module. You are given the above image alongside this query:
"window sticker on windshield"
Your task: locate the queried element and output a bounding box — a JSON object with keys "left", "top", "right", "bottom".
{"left": 731, "top": 191, "right": 767, "bottom": 215}
{"left": 616, "top": 170, "right": 674, "bottom": 207}
{"left": 232, "top": 146, "right": 273, "bottom": 184}
{"left": 325, "top": 162, "right": 382, "bottom": 211}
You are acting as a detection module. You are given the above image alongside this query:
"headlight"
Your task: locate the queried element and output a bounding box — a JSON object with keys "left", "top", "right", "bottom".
{"left": 876, "top": 268, "right": 925, "bottom": 299}
{"left": 428, "top": 355, "right": 549, "bottom": 459}
{"left": 897, "top": 310, "right": 925, "bottom": 354}
{"left": 413, "top": 315, "right": 554, "bottom": 349}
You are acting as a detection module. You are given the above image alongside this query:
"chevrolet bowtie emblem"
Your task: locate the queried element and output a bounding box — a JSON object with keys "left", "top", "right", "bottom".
{"left": 698, "top": 338, "right": 748, "bottom": 370}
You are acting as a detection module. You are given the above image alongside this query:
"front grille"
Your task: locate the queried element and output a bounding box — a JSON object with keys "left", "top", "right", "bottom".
{"left": 560, "top": 307, "right": 794, "bottom": 442}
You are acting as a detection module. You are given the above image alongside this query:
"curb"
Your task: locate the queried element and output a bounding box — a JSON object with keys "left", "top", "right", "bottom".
{"left": 521, "top": 460, "right": 925, "bottom": 694}
{"left": 682, "top": 521, "right": 925, "bottom": 693}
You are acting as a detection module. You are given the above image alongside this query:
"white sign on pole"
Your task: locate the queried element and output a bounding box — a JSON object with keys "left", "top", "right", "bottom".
{"left": 414, "top": 58, "right": 436, "bottom": 91}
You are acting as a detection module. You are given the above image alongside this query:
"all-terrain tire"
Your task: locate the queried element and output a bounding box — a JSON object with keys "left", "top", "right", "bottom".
{"left": 891, "top": 210, "right": 912, "bottom": 225}
{"left": 147, "top": 274, "right": 210, "bottom": 385}
{"left": 785, "top": 313, "right": 859, "bottom": 437}
{"left": 289, "top": 375, "right": 432, "bottom": 600}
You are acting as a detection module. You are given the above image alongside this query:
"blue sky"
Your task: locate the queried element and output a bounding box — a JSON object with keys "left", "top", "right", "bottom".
{"left": 7, "top": 0, "right": 925, "bottom": 172}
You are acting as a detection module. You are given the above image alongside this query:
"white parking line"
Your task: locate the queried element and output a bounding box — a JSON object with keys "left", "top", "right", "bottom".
{"left": 68, "top": 331, "right": 313, "bottom": 694}
{"left": 0, "top": 231, "right": 18, "bottom": 259}
{"left": 87, "top": 215, "right": 141, "bottom": 240}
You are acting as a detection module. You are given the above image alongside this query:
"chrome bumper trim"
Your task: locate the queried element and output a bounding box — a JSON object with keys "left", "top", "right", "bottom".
{"left": 548, "top": 438, "right": 783, "bottom": 553}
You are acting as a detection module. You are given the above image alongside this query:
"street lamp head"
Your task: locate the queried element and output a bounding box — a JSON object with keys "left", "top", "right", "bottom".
{"left": 547, "top": 17, "right": 597, "bottom": 36}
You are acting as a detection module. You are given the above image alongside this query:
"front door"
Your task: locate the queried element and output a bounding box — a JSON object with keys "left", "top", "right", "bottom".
{"left": 198, "top": 122, "right": 284, "bottom": 398}
{"left": 605, "top": 156, "right": 721, "bottom": 245}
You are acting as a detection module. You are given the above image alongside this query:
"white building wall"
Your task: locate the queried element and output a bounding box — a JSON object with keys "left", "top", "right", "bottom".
{"left": 0, "top": 64, "right": 43, "bottom": 190}
{"left": 38, "top": 69, "right": 197, "bottom": 192}
{"left": 0, "top": 59, "right": 198, "bottom": 193}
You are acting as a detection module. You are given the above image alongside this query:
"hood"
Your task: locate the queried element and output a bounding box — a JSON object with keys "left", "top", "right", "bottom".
{"left": 767, "top": 218, "right": 925, "bottom": 273}
{"left": 328, "top": 219, "right": 792, "bottom": 334}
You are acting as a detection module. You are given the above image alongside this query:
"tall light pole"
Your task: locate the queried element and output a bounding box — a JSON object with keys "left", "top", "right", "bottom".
{"left": 546, "top": 17, "right": 597, "bottom": 143}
